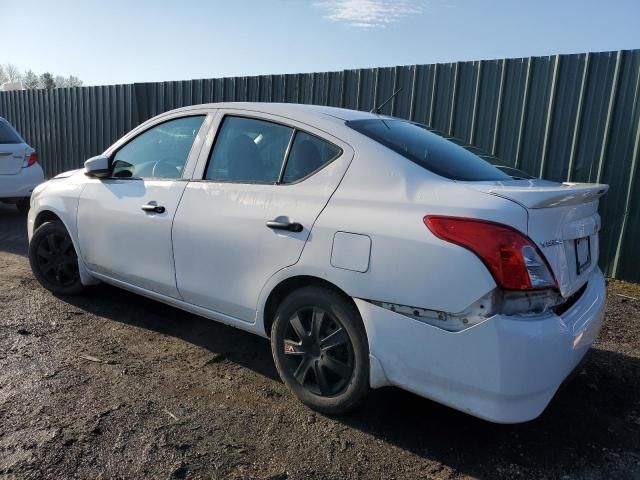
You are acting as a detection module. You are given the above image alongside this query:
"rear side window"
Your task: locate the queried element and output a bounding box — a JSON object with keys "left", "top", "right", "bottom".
{"left": 0, "top": 121, "right": 21, "bottom": 144}
{"left": 282, "top": 131, "right": 341, "bottom": 183}
{"left": 206, "top": 116, "right": 293, "bottom": 183}
{"left": 346, "top": 119, "right": 510, "bottom": 181}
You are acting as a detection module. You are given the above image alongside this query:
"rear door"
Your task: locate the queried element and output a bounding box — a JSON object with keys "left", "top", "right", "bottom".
{"left": 172, "top": 110, "right": 353, "bottom": 322}
{"left": 0, "top": 120, "right": 26, "bottom": 175}
{"left": 77, "top": 113, "right": 208, "bottom": 298}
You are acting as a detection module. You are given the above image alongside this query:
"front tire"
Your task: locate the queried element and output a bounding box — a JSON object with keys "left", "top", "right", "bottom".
{"left": 271, "top": 286, "right": 370, "bottom": 414}
{"left": 29, "top": 220, "right": 84, "bottom": 295}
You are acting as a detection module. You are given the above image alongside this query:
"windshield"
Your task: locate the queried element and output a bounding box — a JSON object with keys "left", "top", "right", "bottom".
{"left": 0, "top": 120, "right": 22, "bottom": 144}
{"left": 346, "top": 118, "right": 512, "bottom": 181}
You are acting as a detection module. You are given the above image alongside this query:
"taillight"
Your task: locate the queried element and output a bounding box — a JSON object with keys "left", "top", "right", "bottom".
{"left": 424, "top": 215, "right": 557, "bottom": 291}
{"left": 23, "top": 151, "right": 38, "bottom": 168}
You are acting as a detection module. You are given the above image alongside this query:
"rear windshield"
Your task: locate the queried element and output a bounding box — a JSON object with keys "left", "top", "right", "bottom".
{"left": 0, "top": 121, "right": 22, "bottom": 144}
{"left": 346, "top": 118, "right": 511, "bottom": 181}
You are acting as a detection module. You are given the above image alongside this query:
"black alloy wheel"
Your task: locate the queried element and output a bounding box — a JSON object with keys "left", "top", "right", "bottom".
{"left": 283, "top": 306, "right": 354, "bottom": 396}
{"left": 271, "top": 286, "right": 370, "bottom": 414}
{"left": 29, "top": 221, "right": 84, "bottom": 295}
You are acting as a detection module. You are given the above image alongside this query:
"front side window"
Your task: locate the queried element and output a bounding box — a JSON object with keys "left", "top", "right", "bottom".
{"left": 205, "top": 116, "right": 293, "bottom": 183}
{"left": 0, "top": 120, "right": 21, "bottom": 144}
{"left": 347, "top": 119, "right": 511, "bottom": 181}
{"left": 112, "top": 115, "right": 205, "bottom": 179}
{"left": 282, "top": 131, "right": 342, "bottom": 183}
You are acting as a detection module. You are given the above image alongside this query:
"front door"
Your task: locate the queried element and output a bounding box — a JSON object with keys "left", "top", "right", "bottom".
{"left": 77, "top": 114, "right": 207, "bottom": 298}
{"left": 173, "top": 112, "right": 352, "bottom": 322}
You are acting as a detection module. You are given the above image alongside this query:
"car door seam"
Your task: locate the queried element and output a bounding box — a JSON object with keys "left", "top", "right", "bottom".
{"left": 171, "top": 181, "right": 191, "bottom": 301}
{"left": 252, "top": 149, "right": 357, "bottom": 324}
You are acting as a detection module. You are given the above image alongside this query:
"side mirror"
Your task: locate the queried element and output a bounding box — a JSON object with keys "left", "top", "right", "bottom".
{"left": 84, "top": 155, "right": 111, "bottom": 178}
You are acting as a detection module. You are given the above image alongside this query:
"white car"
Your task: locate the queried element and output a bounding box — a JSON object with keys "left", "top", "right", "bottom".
{"left": 27, "top": 103, "right": 608, "bottom": 423}
{"left": 0, "top": 116, "right": 44, "bottom": 213}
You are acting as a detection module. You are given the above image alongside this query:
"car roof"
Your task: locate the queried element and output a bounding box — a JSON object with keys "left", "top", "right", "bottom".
{"left": 171, "top": 102, "right": 385, "bottom": 124}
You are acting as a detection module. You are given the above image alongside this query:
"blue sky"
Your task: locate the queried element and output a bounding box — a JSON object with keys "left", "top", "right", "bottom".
{"left": 4, "top": 0, "right": 639, "bottom": 86}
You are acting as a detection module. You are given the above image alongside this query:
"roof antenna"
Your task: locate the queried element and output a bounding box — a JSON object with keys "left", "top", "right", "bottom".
{"left": 370, "top": 87, "right": 403, "bottom": 114}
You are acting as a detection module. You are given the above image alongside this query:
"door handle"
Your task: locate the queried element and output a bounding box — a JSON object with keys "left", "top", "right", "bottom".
{"left": 141, "top": 203, "right": 165, "bottom": 214}
{"left": 266, "top": 219, "right": 303, "bottom": 233}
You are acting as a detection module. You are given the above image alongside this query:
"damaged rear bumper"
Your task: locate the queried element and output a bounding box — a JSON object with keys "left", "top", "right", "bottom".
{"left": 355, "top": 268, "right": 606, "bottom": 423}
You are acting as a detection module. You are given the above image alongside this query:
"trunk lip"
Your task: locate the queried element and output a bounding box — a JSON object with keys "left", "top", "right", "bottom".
{"left": 459, "top": 180, "right": 609, "bottom": 209}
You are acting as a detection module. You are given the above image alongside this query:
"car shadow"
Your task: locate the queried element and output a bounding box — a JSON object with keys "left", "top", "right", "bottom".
{"left": 0, "top": 203, "right": 28, "bottom": 256}
{"left": 63, "top": 283, "right": 282, "bottom": 382}
{"left": 61, "top": 282, "right": 640, "bottom": 478}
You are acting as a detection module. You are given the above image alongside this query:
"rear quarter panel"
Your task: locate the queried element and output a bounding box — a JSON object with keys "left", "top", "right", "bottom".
{"left": 284, "top": 144, "right": 529, "bottom": 314}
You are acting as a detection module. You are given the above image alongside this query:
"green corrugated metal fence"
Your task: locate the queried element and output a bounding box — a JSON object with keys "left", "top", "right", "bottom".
{"left": 1, "top": 49, "right": 639, "bottom": 282}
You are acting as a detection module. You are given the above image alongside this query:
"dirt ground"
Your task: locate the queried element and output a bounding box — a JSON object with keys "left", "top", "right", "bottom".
{"left": 0, "top": 204, "right": 639, "bottom": 480}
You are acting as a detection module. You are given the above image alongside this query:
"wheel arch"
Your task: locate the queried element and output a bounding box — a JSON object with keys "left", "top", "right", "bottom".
{"left": 262, "top": 275, "right": 359, "bottom": 338}
{"left": 34, "top": 209, "right": 63, "bottom": 230}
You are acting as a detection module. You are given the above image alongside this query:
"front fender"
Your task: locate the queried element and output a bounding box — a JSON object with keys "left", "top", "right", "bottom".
{"left": 28, "top": 175, "right": 99, "bottom": 287}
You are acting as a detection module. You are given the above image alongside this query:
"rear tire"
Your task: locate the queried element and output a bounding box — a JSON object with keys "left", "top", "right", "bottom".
{"left": 271, "top": 286, "right": 370, "bottom": 414}
{"left": 29, "top": 220, "right": 84, "bottom": 295}
{"left": 16, "top": 198, "right": 30, "bottom": 215}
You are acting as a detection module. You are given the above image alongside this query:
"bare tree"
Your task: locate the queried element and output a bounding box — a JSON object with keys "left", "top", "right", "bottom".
{"left": 0, "top": 64, "right": 84, "bottom": 89}
{"left": 3, "top": 63, "right": 22, "bottom": 83}
{"left": 54, "top": 75, "right": 67, "bottom": 88}
{"left": 23, "top": 70, "right": 40, "bottom": 89}
{"left": 53, "top": 75, "right": 84, "bottom": 88}
{"left": 66, "top": 75, "right": 83, "bottom": 87}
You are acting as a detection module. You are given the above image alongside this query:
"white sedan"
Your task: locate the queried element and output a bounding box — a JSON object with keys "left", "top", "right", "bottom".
{"left": 0, "top": 116, "right": 44, "bottom": 213}
{"left": 27, "top": 103, "right": 608, "bottom": 423}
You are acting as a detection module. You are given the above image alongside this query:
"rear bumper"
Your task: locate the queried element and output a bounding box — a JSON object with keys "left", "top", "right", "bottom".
{"left": 0, "top": 163, "right": 44, "bottom": 199}
{"left": 356, "top": 268, "right": 606, "bottom": 423}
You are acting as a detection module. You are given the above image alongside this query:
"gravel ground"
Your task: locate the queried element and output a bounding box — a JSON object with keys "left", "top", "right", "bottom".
{"left": 1, "top": 204, "right": 639, "bottom": 480}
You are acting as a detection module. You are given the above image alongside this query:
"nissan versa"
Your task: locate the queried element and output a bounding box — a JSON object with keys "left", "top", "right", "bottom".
{"left": 27, "top": 103, "right": 608, "bottom": 423}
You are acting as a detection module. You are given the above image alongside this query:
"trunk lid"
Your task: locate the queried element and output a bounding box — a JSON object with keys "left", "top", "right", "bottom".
{"left": 0, "top": 143, "right": 27, "bottom": 175}
{"left": 464, "top": 179, "right": 609, "bottom": 298}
